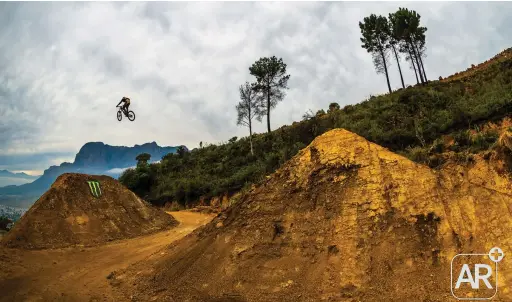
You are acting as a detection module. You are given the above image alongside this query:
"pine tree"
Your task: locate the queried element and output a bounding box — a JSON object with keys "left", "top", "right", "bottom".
{"left": 360, "top": 14, "right": 393, "bottom": 93}
{"left": 249, "top": 56, "right": 290, "bottom": 133}
{"left": 388, "top": 13, "right": 406, "bottom": 88}
{"left": 392, "top": 8, "right": 429, "bottom": 84}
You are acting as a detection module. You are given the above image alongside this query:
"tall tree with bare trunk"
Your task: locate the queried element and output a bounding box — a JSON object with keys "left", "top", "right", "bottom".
{"left": 392, "top": 8, "right": 429, "bottom": 84}
{"left": 388, "top": 13, "right": 406, "bottom": 89}
{"left": 236, "top": 82, "right": 261, "bottom": 155}
{"left": 360, "top": 14, "right": 393, "bottom": 93}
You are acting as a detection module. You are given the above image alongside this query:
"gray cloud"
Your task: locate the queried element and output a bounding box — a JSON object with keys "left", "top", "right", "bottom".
{"left": 0, "top": 2, "right": 510, "bottom": 172}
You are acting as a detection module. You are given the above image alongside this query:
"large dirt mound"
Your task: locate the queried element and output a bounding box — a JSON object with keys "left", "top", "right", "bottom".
{"left": 112, "top": 129, "right": 512, "bottom": 302}
{"left": 1, "top": 173, "right": 177, "bottom": 249}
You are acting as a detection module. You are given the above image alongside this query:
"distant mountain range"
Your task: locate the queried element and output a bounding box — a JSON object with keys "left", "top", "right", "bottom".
{"left": 0, "top": 170, "right": 38, "bottom": 178}
{"left": 0, "top": 170, "right": 39, "bottom": 187}
{"left": 0, "top": 142, "right": 186, "bottom": 208}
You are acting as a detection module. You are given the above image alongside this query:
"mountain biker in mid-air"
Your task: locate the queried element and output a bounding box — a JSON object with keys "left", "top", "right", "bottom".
{"left": 117, "top": 96, "right": 131, "bottom": 113}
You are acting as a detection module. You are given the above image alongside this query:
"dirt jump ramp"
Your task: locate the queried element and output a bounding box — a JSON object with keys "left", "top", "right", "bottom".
{"left": 112, "top": 129, "right": 512, "bottom": 302}
{"left": 1, "top": 173, "right": 177, "bottom": 249}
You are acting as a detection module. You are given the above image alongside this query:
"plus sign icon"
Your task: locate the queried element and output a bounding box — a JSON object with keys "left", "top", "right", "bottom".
{"left": 451, "top": 247, "right": 505, "bottom": 300}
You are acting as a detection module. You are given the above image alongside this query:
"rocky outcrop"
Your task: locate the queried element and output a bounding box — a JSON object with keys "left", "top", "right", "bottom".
{"left": 73, "top": 141, "right": 184, "bottom": 168}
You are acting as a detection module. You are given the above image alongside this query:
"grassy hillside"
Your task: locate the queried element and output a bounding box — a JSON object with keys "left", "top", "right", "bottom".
{"left": 120, "top": 48, "right": 512, "bottom": 206}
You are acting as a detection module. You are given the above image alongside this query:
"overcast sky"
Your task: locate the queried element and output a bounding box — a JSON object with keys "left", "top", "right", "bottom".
{"left": 0, "top": 2, "right": 510, "bottom": 175}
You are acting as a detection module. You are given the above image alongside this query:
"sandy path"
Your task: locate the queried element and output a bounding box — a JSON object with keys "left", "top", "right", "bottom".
{"left": 0, "top": 211, "right": 215, "bottom": 302}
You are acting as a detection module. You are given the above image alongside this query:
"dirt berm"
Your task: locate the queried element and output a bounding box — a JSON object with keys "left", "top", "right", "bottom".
{"left": 111, "top": 129, "right": 512, "bottom": 302}
{"left": 1, "top": 173, "right": 177, "bottom": 249}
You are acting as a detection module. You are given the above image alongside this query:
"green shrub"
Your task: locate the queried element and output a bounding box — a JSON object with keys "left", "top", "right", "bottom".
{"left": 405, "top": 146, "right": 429, "bottom": 163}
{"left": 328, "top": 102, "right": 341, "bottom": 113}
{"left": 469, "top": 129, "right": 499, "bottom": 153}
{"left": 430, "top": 138, "right": 445, "bottom": 154}
{"left": 453, "top": 152, "right": 475, "bottom": 164}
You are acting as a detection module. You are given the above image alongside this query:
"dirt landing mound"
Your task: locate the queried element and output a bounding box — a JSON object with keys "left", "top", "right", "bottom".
{"left": 1, "top": 173, "right": 177, "bottom": 249}
{"left": 112, "top": 129, "right": 512, "bottom": 302}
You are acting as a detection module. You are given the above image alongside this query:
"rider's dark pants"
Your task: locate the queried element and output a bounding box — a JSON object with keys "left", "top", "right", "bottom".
{"left": 122, "top": 103, "right": 130, "bottom": 112}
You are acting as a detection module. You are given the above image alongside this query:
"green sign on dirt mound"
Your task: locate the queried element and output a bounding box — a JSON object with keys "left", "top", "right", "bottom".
{"left": 1, "top": 173, "right": 178, "bottom": 249}
{"left": 86, "top": 180, "right": 102, "bottom": 198}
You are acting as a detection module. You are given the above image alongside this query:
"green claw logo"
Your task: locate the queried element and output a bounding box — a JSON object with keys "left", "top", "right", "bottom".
{"left": 87, "top": 180, "right": 102, "bottom": 197}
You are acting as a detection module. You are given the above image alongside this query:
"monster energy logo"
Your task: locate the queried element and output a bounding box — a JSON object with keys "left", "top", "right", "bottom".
{"left": 87, "top": 180, "right": 102, "bottom": 197}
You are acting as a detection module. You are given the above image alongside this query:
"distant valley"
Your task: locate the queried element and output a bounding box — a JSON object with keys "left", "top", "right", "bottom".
{"left": 0, "top": 142, "right": 186, "bottom": 208}
{"left": 0, "top": 170, "right": 39, "bottom": 187}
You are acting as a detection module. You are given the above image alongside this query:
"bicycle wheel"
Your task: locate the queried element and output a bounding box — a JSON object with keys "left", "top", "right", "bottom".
{"left": 128, "top": 111, "right": 135, "bottom": 121}
{"left": 117, "top": 110, "right": 122, "bottom": 121}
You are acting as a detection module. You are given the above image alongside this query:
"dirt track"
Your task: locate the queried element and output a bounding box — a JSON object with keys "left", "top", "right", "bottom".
{"left": 0, "top": 211, "right": 215, "bottom": 302}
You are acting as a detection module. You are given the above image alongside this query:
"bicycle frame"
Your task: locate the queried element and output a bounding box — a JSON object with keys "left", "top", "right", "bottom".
{"left": 118, "top": 106, "right": 129, "bottom": 116}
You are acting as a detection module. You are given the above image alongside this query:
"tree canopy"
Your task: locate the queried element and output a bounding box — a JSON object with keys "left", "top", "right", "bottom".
{"left": 390, "top": 7, "right": 428, "bottom": 83}
{"left": 136, "top": 153, "right": 151, "bottom": 167}
{"left": 328, "top": 102, "right": 341, "bottom": 113}
{"left": 359, "top": 8, "right": 429, "bottom": 91}
{"left": 249, "top": 56, "right": 290, "bottom": 133}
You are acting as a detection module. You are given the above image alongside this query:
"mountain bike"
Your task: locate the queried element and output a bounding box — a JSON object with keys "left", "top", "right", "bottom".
{"left": 116, "top": 105, "right": 135, "bottom": 121}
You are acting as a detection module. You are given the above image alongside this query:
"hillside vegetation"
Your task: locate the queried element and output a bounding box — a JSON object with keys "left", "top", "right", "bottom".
{"left": 119, "top": 47, "right": 512, "bottom": 207}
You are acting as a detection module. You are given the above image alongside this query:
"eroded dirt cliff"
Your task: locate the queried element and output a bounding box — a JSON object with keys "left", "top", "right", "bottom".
{"left": 111, "top": 129, "right": 512, "bottom": 301}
